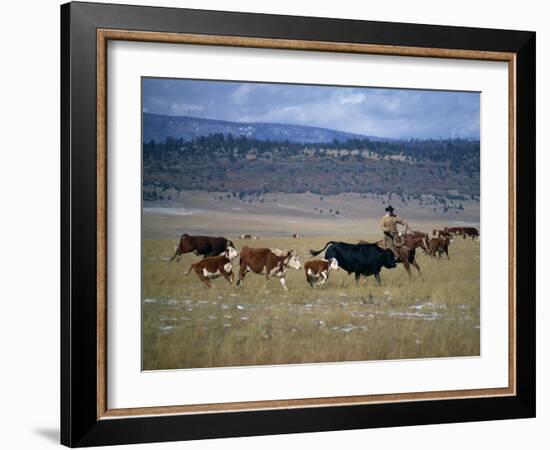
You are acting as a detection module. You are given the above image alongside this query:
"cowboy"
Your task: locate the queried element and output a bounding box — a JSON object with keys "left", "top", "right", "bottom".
{"left": 380, "top": 205, "right": 408, "bottom": 255}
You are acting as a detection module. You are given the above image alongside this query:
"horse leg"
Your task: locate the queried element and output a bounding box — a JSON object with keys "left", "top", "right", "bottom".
{"left": 412, "top": 258, "right": 421, "bottom": 274}
{"left": 402, "top": 259, "right": 412, "bottom": 276}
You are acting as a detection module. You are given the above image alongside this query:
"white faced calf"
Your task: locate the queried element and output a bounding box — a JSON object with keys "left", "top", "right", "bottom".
{"left": 304, "top": 257, "right": 339, "bottom": 287}
{"left": 184, "top": 247, "right": 239, "bottom": 288}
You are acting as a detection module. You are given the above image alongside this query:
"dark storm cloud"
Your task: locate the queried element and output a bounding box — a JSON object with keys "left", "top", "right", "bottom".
{"left": 142, "top": 78, "right": 480, "bottom": 139}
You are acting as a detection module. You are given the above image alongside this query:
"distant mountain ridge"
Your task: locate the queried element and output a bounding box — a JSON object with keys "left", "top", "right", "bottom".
{"left": 143, "top": 113, "right": 388, "bottom": 144}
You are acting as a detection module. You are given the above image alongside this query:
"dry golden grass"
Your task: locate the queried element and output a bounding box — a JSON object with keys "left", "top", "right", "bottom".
{"left": 142, "top": 235, "right": 480, "bottom": 370}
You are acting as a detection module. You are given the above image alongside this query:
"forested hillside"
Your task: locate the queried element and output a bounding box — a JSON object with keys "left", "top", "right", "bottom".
{"left": 143, "top": 133, "right": 479, "bottom": 201}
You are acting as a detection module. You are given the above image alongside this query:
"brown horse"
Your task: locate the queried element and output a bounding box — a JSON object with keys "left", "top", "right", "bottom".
{"left": 362, "top": 233, "right": 428, "bottom": 276}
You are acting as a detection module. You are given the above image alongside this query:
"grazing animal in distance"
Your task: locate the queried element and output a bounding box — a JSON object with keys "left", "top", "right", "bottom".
{"left": 433, "top": 228, "right": 452, "bottom": 238}
{"left": 444, "top": 226, "right": 479, "bottom": 240}
{"left": 310, "top": 241, "right": 396, "bottom": 285}
{"left": 240, "top": 234, "right": 252, "bottom": 239}
{"left": 445, "top": 226, "right": 465, "bottom": 238}
{"left": 171, "top": 234, "right": 235, "bottom": 260}
{"left": 292, "top": 233, "right": 300, "bottom": 239}
{"left": 183, "top": 247, "right": 239, "bottom": 288}
{"left": 304, "top": 258, "right": 339, "bottom": 287}
{"left": 461, "top": 227, "right": 480, "bottom": 239}
{"left": 237, "top": 247, "right": 302, "bottom": 290}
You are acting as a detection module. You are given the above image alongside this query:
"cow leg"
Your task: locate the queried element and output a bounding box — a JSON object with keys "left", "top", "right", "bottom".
{"left": 445, "top": 248, "right": 450, "bottom": 260}
{"left": 354, "top": 272, "right": 361, "bottom": 285}
{"left": 221, "top": 268, "right": 234, "bottom": 285}
{"left": 374, "top": 272, "right": 382, "bottom": 285}
{"left": 279, "top": 277, "right": 288, "bottom": 291}
{"left": 170, "top": 249, "right": 181, "bottom": 262}
{"left": 196, "top": 272, "right": 212, "bottom": 288}
{"left": 237, "top": 266, "right": 247, "bottom": 287}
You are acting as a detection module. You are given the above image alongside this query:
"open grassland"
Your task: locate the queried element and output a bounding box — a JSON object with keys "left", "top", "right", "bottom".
{"left": 143, "top": 191, "right": 480, "bottom": 239}
{"left": 143, "top": 235, "right": 480, "bottom": 370}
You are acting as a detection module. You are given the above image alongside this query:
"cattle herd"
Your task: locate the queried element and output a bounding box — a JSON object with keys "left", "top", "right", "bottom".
{"left": 170, "top": 226, "right": 479, "bottom": 290}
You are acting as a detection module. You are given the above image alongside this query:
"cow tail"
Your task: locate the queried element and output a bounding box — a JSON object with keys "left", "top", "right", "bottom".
{"left": 310, "top": 241, "right": 337, "bottom": 257}
{"left": 183, "top": 263, "right": 195, "bottom": 276}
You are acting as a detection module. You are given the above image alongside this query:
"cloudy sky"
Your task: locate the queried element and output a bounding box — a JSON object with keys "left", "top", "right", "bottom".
{"left": 142, "top": 78, "right": 480, "bottom": 140}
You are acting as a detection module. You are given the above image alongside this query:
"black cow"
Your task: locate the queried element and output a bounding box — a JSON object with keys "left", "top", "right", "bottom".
{"left": 171, "top": 234, "right": 235, "bottom": 261}
{"left": 310, "top": 241, "right": 396, "bottom": 285}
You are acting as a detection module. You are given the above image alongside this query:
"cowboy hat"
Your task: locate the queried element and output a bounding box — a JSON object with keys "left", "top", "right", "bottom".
{"left": 385, "top": 205, "right": 395, "bottom": 213}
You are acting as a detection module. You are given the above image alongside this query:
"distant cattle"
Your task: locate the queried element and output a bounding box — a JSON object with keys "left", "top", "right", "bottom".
{"left": 433, "top": 228, "right": 452, "bottom": 238}
{"left": 183, "top": 247, "right": 239, "bottom": 288}
{"left": 445, "top": 226, "right": 479, "bottom": 239}
{"left": 310, "top": 241, "right": 396, "bottom": 285}
{"left": 461, "top": 227, "right": 479, "bottom": 239}
{"left": 240, "top": 234, "right": 252, "bottom": 239}
{"left": 304, "top": 258, "right": 339, "bottom": 287}
{"left": 237, "top": 247, "right": 302, "bottom": 290}
{"left": 445, "top": 226, "right": 463, "bottom": 236}
{"left": 171, "top": 234, "right": 235, "bottom": 260}
{"left": 428, "top": 236, "right": 452, "bottom": 259}
{"left": 292, "top": 234, "right": 300, "bottom": 239}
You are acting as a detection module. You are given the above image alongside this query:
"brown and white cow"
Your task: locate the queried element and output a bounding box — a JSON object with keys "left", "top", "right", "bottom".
{"left": 444, "top": 226, "right": 479, "bottom": 240}
{"left": 428, "top": 236, "right": 452, "bottom": 260}
{"left": 237, "top": 247, "right": 302, "bottom": 290}
{"left": 183, "top": 247, "right": 239, "bottom": 288}
{"left": 171, "top": 234, "right": 235, "bottom": 260}
{"left": 433, "top": 228, "right": 452, "bottom": 238}
{"left": 304, "top": 258, "right": 339, "bottom": 287}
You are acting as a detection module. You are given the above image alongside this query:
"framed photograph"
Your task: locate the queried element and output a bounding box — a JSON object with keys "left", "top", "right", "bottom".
{"left": 61, "top": 1, "right": 535, "bottom": 447}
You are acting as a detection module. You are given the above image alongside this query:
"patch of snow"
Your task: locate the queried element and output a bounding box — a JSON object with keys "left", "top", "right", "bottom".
{"left": 388, "top": 311, "right": 442, "bottom": 320}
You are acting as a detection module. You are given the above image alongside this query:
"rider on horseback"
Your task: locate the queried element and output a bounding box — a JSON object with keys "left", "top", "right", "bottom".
{"left": 380, "top": 205, "right": 408, "bottom": 256}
